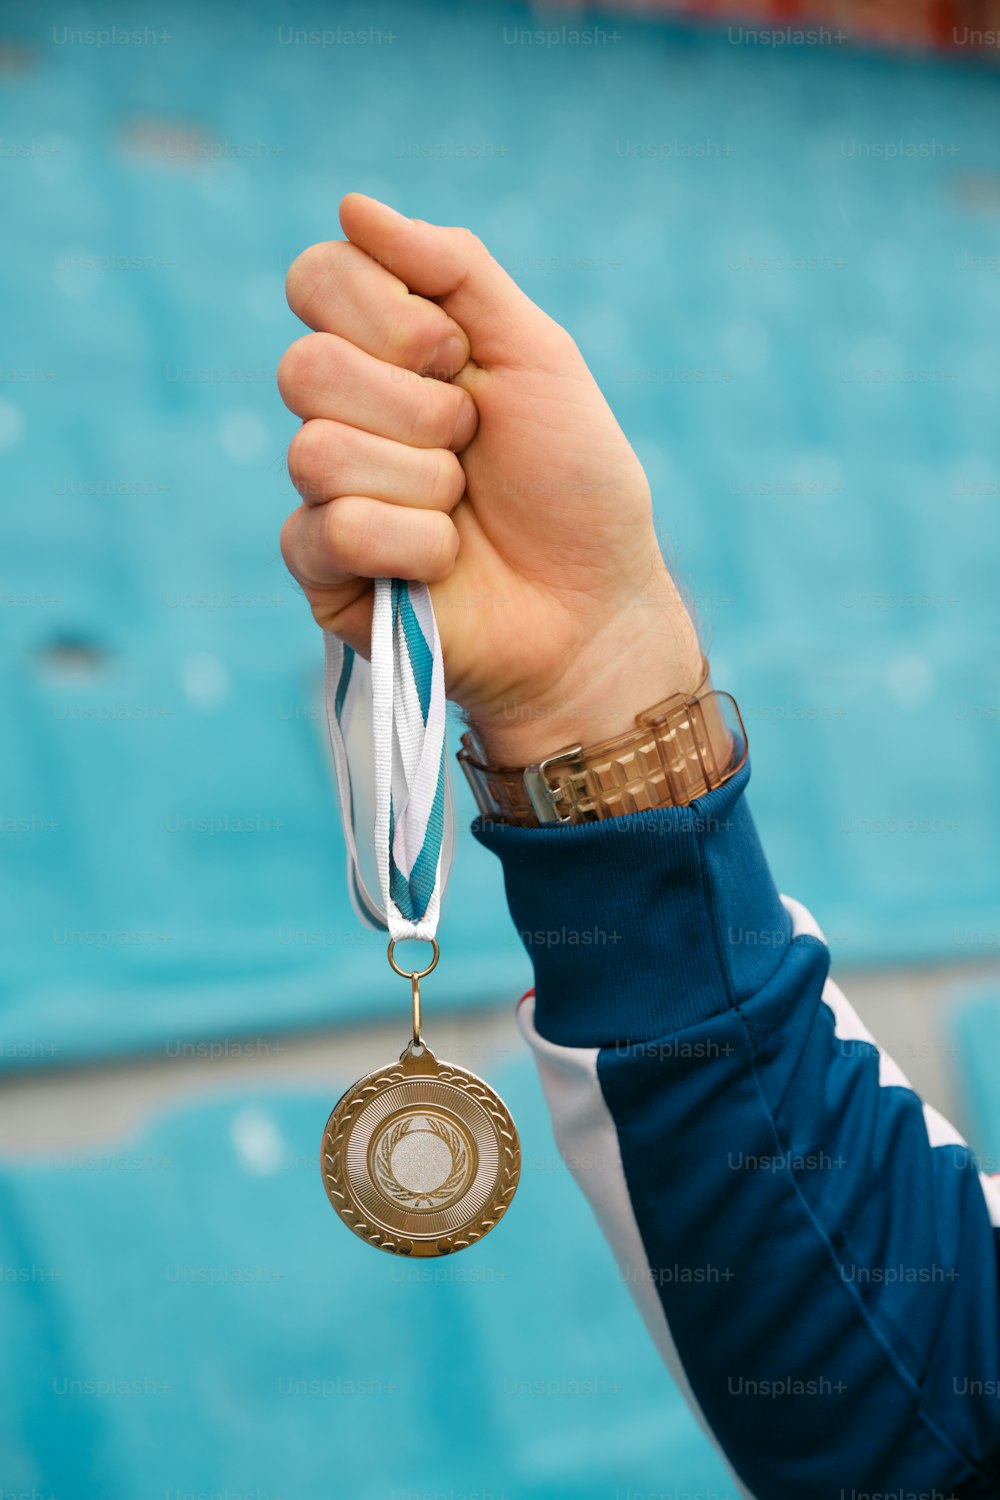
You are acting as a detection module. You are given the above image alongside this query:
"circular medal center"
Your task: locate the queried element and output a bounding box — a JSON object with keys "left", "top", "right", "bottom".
{"left": 369, "top": 1107, "right": 476, "bottom": 1212}
{"left": 390, "top": 1128, "right": 452, "bottom": 1194}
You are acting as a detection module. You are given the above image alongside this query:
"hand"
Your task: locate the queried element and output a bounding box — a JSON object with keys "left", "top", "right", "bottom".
{"left": 278, "top": 195, "right": 701, "bottom": 765}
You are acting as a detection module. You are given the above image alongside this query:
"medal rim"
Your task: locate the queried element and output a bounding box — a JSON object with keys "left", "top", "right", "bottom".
{"left": 320, "top": 1046, "right": 521, "bottom": 1257}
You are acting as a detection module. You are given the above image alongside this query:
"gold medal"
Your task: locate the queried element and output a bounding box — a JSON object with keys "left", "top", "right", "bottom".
{"left": 321, "top": 940, "right": 520, "bottom": 1256}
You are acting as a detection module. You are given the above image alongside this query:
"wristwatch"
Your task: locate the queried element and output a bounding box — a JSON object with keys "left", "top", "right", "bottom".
{"left": 457, "top": 660, "right": 747, "bottom": 827}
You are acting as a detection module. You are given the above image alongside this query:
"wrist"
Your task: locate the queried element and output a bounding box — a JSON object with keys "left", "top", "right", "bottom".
{"left": 467, "top": 610, "right": 703, "bottom": 767}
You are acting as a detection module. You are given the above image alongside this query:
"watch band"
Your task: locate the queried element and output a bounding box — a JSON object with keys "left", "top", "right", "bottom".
{"left": 457, "top": 661, "right": 747, "bottom": 827}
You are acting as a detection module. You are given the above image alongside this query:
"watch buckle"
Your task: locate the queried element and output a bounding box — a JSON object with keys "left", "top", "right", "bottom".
{"left": 523, "top": 744, "right": 585, "bottom": 824}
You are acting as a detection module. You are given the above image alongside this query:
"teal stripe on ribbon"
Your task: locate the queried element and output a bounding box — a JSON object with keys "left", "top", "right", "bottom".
{"left": 388, "top": 751, "right": 445, "bottom": 922}
{"left": 394, "top": 581, "right": 433, "bottom": 720}
{"left": 401, "top": 753, "right": 446, "bottom": 915}
{"left": 334, "top": 645, "right": 355, "bottom": 718}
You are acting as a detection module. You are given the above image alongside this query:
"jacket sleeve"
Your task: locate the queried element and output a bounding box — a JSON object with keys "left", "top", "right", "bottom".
{"left": 473, "top": 761, "right": 1000, "bottom": 1500}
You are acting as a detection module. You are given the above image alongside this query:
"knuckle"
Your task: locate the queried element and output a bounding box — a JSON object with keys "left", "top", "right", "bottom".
{"left": 285, "top": 243, "right": 327, "bottom": 317}
{"left": 534, "top": 315, "right": 581, "bottom": 372}
{"left": 277, "top": 334, "right": 321, "bottom": 406}
{"left": 287, "top": 420, "right": 328, "bottom": 500}
{"left": 279, "top": 511, "right": 303, "bottom": 575}
{"left": 545, "top": 314, "right": 577, "bottom": 353}
{"left": 451, "top": 225, "right": 486, "bottom": 259}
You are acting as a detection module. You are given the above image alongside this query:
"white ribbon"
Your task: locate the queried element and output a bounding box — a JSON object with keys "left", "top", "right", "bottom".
{"left": 323, "top": 579, "right": 454, "bottom": 944}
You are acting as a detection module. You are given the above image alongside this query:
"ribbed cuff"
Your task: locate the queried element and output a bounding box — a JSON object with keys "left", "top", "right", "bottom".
{"left": 471, "top": 761, "right": 792, "bottom": 1049}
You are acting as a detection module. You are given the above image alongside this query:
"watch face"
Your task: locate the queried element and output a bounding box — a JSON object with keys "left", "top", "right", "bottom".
{"left": 321, "top": 1044, "right": 520, "bottom": 1257}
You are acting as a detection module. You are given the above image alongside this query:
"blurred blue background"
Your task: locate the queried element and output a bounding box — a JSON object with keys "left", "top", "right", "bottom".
{"left": 3, "top": 1, "right": 1000, "bottom": 1496}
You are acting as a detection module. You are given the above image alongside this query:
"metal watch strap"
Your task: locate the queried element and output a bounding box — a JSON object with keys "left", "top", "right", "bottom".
{"left": 456, "top": 666, "right": 747, "bottom": 827}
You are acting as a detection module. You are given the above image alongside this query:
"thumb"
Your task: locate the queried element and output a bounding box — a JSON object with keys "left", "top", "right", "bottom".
{"left": 338, "top": 193, "right": 567, "bottom": 369}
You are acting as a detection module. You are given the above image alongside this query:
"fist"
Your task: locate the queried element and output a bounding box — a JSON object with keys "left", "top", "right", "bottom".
{"left": 278, "top": 195, "right": 700, "bottom": 764}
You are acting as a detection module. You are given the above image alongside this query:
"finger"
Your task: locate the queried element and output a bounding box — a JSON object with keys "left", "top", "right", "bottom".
{"left": 339, "top": 193, "right": 569, "bottom": 368}
{"left": 286, "top": 238, "right": 470, "bottom": 378}
{"left": 288, "top": 575, "right": 374, "bottom": 659}
{"left": 280, "top": 497, "right": 460, "bottom": 594}
{"left": 277, "top": 333, "right": 478, "bottom": 450}
{"left": 287, "top": 419, "right": 467, "bottom": 511}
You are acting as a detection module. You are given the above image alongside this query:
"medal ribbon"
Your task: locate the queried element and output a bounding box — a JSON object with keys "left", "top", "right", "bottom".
{"left": 323, "top": 579, "right": 454, "bottom": 944}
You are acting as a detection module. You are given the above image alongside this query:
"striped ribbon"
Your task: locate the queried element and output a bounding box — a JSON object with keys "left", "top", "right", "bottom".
{"left": 323, "top": 579, "right": 454, "bottom": 943}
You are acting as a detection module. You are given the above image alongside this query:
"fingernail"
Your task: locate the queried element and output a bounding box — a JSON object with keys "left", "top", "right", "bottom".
{"left": 424, "top": 335, "right": 468, "bottom": 379}
{"left": 451, "top": 392, "right": 479, "bottom": 451}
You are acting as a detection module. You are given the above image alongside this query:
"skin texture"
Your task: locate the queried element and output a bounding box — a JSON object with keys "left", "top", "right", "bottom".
{"left": 279, "top": 194, "right": 702, "bottom": 765}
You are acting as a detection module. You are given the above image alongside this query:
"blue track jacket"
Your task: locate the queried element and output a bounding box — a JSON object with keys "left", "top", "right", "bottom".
{"left": 474, "top": 761, "right": 1000, "bottom": 1499}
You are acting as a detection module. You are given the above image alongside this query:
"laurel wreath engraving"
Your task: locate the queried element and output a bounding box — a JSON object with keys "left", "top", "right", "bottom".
{"left": 321, "top": 1062, "right": 520, "bottom": 1257}
{"left": 372, "top": 1114, "right": 469, "bottom": 1210}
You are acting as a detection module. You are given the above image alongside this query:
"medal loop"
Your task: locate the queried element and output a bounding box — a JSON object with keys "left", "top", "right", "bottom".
{"left": 386, "top": 936, "right": 440, "bottom": 982}
{"left": 387, "top": 937, "right": 439, "bottom": 1049}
